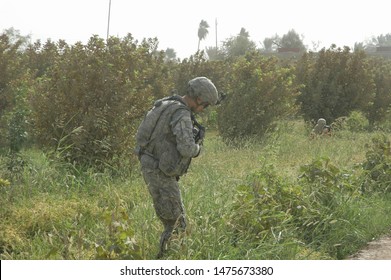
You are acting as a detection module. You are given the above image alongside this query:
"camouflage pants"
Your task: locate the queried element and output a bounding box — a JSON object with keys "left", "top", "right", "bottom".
{"left": 141, "top": 165, "right": 186, "bottom": 257}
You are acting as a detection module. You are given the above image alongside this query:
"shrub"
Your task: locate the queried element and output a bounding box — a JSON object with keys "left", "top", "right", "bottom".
{"left": 230, "top": 163, "right": 300, "bottom": 242}
{"left": 0, "top": 31, "right": 30, "bottom": 151}
{"left": 95, "top": 203, "right": 141, "bottom": 260}
{"left": 345, "top": 111, "right": 369, "bottom": 132}
{"left": 296, "top": 47, "right": 374, "bottom": 124}
{"left": 361, "top": 133, "right": 391, "bottom": 193}
{"left": 30, "top": 35, "right": 170, "bottom": 166}
{"left": 366, "top": 58, "right": 391, "bottom": 125}
{"left": 230, "top": 156, "right": 362, "bottom": 259}
{"left": 217, "top": 53, "right": 298, "bottom": 142}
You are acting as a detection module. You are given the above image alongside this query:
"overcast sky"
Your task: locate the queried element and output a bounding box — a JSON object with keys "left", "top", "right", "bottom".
{"left": 1, "top": 0, "right": 390, "bottom": 58}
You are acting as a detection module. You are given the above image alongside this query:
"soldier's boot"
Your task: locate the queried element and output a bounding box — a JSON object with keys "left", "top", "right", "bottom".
{"left": 157, "top": 215, "right": 186, "bottom": 258}
{"left": 173, "top": 215, "right": 186, "bottom": 234}
{"left": 157, "top": 225, "right": 174, "bottom": 259}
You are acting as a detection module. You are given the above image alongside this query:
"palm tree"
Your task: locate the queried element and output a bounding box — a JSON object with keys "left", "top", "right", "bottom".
{"left": 197, "top": 20, "right": 209, "bottom": 51}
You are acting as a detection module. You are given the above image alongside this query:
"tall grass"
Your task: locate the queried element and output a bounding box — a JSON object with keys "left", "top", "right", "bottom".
{"left": 1, "top": 119, "right": 391, "bottom": 260}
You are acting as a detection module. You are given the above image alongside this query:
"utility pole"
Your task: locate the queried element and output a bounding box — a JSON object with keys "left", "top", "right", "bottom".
{"left": 215, "top": 18, "right": 218, "bottom": 49}
{"left": 106, "top": 0, "right": 112, "bottom": 40}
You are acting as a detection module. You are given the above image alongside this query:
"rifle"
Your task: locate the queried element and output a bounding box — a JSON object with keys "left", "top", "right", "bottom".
{"left": 192, "top": 116, "right": 205, "bottom": 145}
{"left": 216, "top": 91, "right": 227, "bottom": 105}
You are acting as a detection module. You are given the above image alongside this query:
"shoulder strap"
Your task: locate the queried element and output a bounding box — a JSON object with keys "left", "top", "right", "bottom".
{"left": 143, "top": 96, "right": 190, "bottom": 148}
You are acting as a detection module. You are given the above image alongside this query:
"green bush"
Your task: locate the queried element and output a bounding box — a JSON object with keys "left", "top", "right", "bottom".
{"left": 95, "top": 202, "right": 141, "bottom": 260}
{"left": 361, "top": 133, "right": 391, "bottom": 193}
{"left": 173, "top": 52, "right": 227, "bottom": 93}
{"left": 345, "top": 111, "right": 370, "bottom": 132}
{"left": 296, "top": 47, "right": 374, "bottom": 124}
{"left": 230, "top": 156, "right": 364, "bottom": 259}
{"left": 0, "top": 31, "right": 31, "bottom": 151}
{"left": 367, "top": 58, "right": 391, "bottom": 125}
{"left": 217, "top": 53, "right": 298, "bottom": 142}
{"left": 332, "top": 111, "right": 369, "bottom": 132}
{"left": 230, "top": 163, "right": 300, "bottom": 242}
{"left": 30, "top": 35, "right": 170, "bottom": 166}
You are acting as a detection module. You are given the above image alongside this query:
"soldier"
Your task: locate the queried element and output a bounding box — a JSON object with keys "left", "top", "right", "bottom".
{"left": 135, "top": 77, "right": 219, "bottom": 258}
{"left": 310, "top": 118, "right": 332, "bottom": 139}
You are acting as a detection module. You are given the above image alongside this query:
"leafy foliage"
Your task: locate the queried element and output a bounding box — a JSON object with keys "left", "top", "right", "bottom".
{"left": 366, "top": 58, "right": 391, "bottom": 125}
{"left": 361, "top": 133, "right": 391, "bottom": 193}
{"left": 279, "top": 29, "right": 306, "bottom": 51}
{"left": 296, "top": 46, "right": 374, "bottom": 124}
{"left": 197, "top": 20, "right": 209, "bottom": 52}
{"left": 217, "top": 53, "right": 298, "bottom": 141}
{"left": 173, "top": 52, "right": 227, "bottom": 94}
{"left": 0, "top": 32, "right": 28, "bottom": 150}
{"left": 95, "top": 203, "right": 141, "bottom": 260}
{"left": 3, "top": 29, "right": 391, "bottom": 166}
{"left": 4, "top": 27, "right": 391, "bottom": 261}
{"left": 30, "top": 35, "right": 169, "bottom": 166}
{"left": 230, "top": 163, "right": 301, "bottom": 243}
{"left": 2, "top": 120, "right": 391, "bottom": 260}
{"left": 220, "top": 28, "right": 257, "bottom": 59}
{"left": 230, "top": 152, "right": 386, "bottom": 259}
{"left": 332, "top": 111, "right": 370, "bottom": 132}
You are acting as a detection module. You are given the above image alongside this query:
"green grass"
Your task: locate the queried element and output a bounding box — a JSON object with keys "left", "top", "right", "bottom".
{"left": 1, "top": 119, "right": 391, "bottom": 260}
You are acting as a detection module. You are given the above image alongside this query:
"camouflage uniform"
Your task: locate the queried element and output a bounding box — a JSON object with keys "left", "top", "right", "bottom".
{"left": 136, "top": 77, "right": 218, "bottom": 258}
{"left": 141, "top": 166, "right": 186, "bottom": 256}
{"left": 312, "top": 118, "right": 327, "bottom": 134}
{"left": 310, "top": 118, "right": 332, "bottom": 139}
{"left": 137, "top": 97, "right": 201, "bottom": 257}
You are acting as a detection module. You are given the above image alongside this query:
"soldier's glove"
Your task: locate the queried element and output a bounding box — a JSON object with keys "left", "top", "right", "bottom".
{"left": 193, "top": 125, "right": 205, "bottom": 145}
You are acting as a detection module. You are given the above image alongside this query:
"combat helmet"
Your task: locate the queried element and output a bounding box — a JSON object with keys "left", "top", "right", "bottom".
{"left": 187, "top": 77, "right": 218, "bottom": 105}
{"left": 317, "top": 118, "right": 326, "bottom": 125}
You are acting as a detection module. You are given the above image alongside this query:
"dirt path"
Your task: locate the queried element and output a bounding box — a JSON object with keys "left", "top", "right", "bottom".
{"left": 348, "top": 230, "right": 391, "bottom": 260}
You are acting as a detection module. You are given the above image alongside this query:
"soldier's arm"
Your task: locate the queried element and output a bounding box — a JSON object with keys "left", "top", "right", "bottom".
{"left": 171, "top": 108, "right": 200, "bottom": 158}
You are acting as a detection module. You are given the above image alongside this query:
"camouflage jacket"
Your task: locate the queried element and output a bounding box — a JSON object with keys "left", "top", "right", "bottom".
{"left": 136, "top": 96, "right": 200, "bottom": 177}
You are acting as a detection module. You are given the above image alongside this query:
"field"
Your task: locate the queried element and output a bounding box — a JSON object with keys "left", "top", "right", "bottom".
{"left": 1, "top": 119, "right": 391, "bottom": 260}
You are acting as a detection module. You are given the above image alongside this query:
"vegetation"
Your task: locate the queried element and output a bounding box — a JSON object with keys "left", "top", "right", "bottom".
{"left": 217, "top": 53, "right": 298, "bottom": 140}
{"left": 197, "top": 20, "right": 210, "bottom": 52}
{"left": 1, "top": 28, "right": 391, "bottom": 260}
{"left": 30, "top": 35, "right": 167, "bottom": 166}
{"left": 296, "top": 46, "right": 375, "bottom": 124}
{"left": 262, "top": 29, "right": 306, "bottom": 52}
{"left": 1, "top": 121, "right": 391, "bottom": 259}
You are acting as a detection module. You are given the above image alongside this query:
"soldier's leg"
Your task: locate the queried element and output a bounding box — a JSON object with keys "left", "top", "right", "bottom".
{"left": 155, "top": 178, "right": 186, "bottom": 257}
{"left": 157, "top": 219, "right": 175, "bottom": 258}
{"left": 158, "top": 214, "right": 187, "bottom": 258}
{"left": 142, "top": 168, "right": 186, "bottom": 257}
{"left": 176, "top": 197, "right": 186, "bottom": 232}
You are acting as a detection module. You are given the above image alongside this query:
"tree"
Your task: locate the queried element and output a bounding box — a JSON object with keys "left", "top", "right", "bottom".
{"left": 0, "top": 29, "right": 28, "bottom": 116}
{"left": 296, "top": 46, "right": 374, "bottom": 124}
{"left": 261, "top": 34, "right": 280, "bottom": 52}
{"left": 217, "top": 52, "right": 298, "bottom": 141}
{"left": 30, "top": 35, "right": 173, "bottom": 166}
{"left": 366, "top": 58, "right": 391, "bottom": 125}
{"left": 279, "top": 29, "right": 306, "bottom": 51}
{"left": 374, "top": 33, "right": 391, "bottom": 46}
{"left": 0, "top": 29, "right": 32, "bottom": 151}
{"left": 221, "top": 28, "right": 257, "bottom": 59}
{"left": 205, "top": 46, "right": 225, "bottom": 61}
{"left": 197, "top": 20, "right": 209, "bottom": 52}
{"left": 354, "top": 33, "right": 391, "bottom": 52}
{"left": 164, "top": 48, "right": 177, "bottom": 61}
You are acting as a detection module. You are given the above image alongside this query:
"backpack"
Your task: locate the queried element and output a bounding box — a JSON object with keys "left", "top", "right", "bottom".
{"left": 135, "top": 95, "right": 189, "bottom": 158}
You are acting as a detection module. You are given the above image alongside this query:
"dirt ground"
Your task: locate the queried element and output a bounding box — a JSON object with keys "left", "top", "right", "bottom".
{"left": 348, "top": 230, "right": 391, "bottom": 260}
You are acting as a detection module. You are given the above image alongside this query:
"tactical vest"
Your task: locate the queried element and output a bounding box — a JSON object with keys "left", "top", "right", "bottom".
{"left": 135, "top": 96, "right": 192, "bottom": 177}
